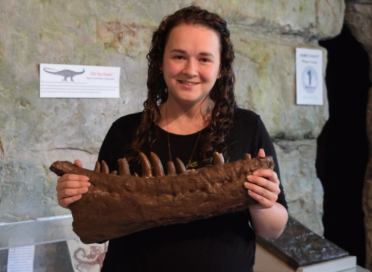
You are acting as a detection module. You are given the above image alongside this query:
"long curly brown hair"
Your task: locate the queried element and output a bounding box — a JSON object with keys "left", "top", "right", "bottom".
{"left": 131, "top": 6, "right": 237, "bottom": 165}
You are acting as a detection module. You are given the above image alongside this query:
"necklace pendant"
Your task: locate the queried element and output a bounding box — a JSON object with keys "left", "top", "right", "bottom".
{"left": 186, "top": 161, "right": 198, "bottom": 169}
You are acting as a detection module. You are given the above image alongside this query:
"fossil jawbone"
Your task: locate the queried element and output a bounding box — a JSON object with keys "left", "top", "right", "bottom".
{"left": 50, "top": 153, "right": 274, "bottom": 244}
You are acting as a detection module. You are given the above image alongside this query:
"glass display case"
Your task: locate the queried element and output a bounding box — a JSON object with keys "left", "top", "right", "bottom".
{"left": 0, "top": 215, "right": 77, "bottom": 251}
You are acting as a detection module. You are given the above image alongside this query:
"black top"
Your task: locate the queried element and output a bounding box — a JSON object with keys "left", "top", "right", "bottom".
{"left": 98, "top": 108, "right": 287, "bottom": 272}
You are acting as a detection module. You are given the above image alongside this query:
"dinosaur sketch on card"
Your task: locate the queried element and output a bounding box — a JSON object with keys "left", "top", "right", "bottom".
{"left": 43, "top": 68, "right": 85, "bottom": 81}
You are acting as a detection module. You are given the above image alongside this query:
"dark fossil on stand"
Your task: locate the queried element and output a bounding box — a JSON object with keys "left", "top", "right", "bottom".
{"left": 50, "top": 152, "right": 274, "bottom": 244}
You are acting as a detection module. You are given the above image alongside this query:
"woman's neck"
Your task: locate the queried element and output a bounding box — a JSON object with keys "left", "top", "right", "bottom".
{"left": 158, "top": 98, "right": 213, "bottom": 135}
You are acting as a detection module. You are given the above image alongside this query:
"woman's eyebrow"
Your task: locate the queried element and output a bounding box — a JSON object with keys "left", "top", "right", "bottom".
{"left": 199, "top": 52, "right": 215, "bottom": 58}
{"left": 170, "top": 49, "right": 215, "bottom": 58}
{"left": 170, "top": 49, "right": 186, "bottom": 54}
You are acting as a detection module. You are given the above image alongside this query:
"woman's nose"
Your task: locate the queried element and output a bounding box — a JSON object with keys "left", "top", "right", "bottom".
{"left": 183, "top": 60, "right": 197, "bottom": 77}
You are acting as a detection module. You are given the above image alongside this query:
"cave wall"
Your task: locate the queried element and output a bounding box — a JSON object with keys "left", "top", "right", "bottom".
{"left": 0, "top": 0, "right": 345, "bottom": 236}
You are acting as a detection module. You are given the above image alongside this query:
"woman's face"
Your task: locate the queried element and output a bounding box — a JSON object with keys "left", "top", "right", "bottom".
{"left": 161, "top": 24, "right": 221, "bottom": 107}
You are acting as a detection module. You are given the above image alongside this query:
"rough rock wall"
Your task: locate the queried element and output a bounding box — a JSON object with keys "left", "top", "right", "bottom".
{"left": 0, "top": 0, "right": 345, "bottom": 235}
{"left": 345, "top": 1, "right": 372, "bottom": 269}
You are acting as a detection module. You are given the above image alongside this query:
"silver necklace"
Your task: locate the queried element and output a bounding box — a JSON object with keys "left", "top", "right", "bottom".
{"left": 166, "top": 103, "right": 201, "bottom": 169}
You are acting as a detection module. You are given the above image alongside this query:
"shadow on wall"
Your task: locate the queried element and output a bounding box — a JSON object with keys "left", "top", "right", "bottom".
{"left": 317, "top": 24, "right": 369, "bottom": 267}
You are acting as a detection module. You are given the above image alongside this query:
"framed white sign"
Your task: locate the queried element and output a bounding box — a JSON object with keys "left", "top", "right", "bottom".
{"left": 296, "top": 48, "right": 323, "bottom": 105}
{"left": 40, "top": 64, "right": 120, "bottom": 98}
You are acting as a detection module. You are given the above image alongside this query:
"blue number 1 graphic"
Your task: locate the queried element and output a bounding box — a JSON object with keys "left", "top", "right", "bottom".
{"left": 307, "top": 70, "right": 312, "bottom": 85}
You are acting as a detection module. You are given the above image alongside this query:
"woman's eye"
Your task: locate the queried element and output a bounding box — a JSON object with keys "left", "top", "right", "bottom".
{"left": 174, "top": 55, "right": 184, "bottom": 60}
{"left": 200, "top": 58, "right": 210, "bottom": 63}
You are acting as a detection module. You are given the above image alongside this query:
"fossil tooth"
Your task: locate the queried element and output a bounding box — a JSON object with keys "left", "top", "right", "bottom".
{"left": 167, "top": 160, "right": 176, "bottom": 175}
{"left": 175, "top": 158, "right": 186, "bottom": 173}
{"left": 150, "top": 152, "right": 164, "bottom": 177}
{"left": 134, "top": 172, "right": 139, "bottom": 177}
{"left": 111, "top": 170, "right": 117, "bottom": 176}
{"left": 101, "top": 160, "right": 109, "bottom": 174}
{"left": 94, "top": 161, "right": 100, "bottom": 172}
{"left": 244, "top": 154, "right": 251, "bottom": 160}
{"left": 140, "top": 152, "right": 152, "bottom": 177}
{"left": 118, "top": 158, "right": 131, "bottom": 176}
{"left": 213, "top": 152, "right": 224, "bottom": 165}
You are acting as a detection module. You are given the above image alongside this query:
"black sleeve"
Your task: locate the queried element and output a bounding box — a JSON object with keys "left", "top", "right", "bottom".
{"left": 97, "top": 112, "right": 142, "bottom": 173}
{"left": 98, "top": 122, "right": 120, "bottom": 172}
{"left": 254, "top": 116, "right": 288, "bottom": 210}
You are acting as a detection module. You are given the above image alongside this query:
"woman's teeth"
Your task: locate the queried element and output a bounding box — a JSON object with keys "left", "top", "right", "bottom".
{"left": 180, "top": 81, "right": 196, "bottom": 85}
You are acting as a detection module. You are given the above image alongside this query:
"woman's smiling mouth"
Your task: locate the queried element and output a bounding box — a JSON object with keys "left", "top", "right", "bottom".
{"left": 178, "top": 80, "right": 199, "bottom": 86}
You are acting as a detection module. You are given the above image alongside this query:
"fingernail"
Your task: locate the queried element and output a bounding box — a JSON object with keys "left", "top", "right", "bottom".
{"left": 244, "top": 182, "right": 249, "bottom": 187}
{"left": 247, "top": 175, "right": 253, "bottom": 181}
{"left": 87, "top": 182, "right": 91, "bottom": 187}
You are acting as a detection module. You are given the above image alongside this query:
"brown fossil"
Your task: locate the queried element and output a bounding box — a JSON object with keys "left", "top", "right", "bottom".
{"left": 50, "top": 152, "right": 274, "bottom": 244}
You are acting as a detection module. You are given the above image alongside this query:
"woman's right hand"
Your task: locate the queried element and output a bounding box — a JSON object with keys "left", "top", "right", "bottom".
{"left": 56, "top": 159, "right": 90, "bottom": 209}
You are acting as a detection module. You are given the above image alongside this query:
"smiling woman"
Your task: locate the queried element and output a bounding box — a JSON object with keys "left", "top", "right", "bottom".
{"left": 160, "top": 24, "right": 221, "bottom": 117}
{"left": 55, "top": 6, "right": 288, "bottom": 272}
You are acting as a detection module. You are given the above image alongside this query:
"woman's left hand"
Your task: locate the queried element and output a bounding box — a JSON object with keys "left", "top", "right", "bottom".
{"left": 244, "top": 149, "right": 281, "bottom": 210}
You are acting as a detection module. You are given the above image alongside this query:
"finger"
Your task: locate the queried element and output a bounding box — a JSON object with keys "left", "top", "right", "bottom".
{"left": 57, "top": 174, "right": 89, "bottom": 184}
{"left": 247, "top": 190, "right": 274, "bottom": 208}
{"left": 252, "top": 169, "right": 279, "bottom": 184}
{"left": 247, "top": 174, "right": 280, "bottom": 189}
{"left": 257, "top": 148, "right": 265, "bottom": 158}
{"left": 58, "top": 187, "right": 89, "bottom": 199}
{"left": 244, "top": 182, "right": 280, "bottom": 202}
{"left": 74, "top": 159, "right": 83, "bottom": 168}
{"left": 245, "top": 175, "right": 281, "bottom": 196}
{"left": 58, "top": 194, "right": 83, "bottom": 208}
{"left": 56, "top": 180, "right": 91, "bottom": 192}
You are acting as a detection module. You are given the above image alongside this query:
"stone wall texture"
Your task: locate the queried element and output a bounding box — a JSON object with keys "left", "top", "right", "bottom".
{"left": 0, "top": 0, "right": 345, "bottom": 237}
{"left": 345, "top": 2, "right": 372, "bottom": 269}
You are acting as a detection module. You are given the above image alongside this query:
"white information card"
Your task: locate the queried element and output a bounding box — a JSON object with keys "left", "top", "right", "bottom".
{"left": 7, "top": 245, "right": 35, "bottom": 272}
{"left": 40, "top": 64, "right": 120, "bottom": 98}
{"left": 296, "top": 48, "right": 323, "bottom": 105}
